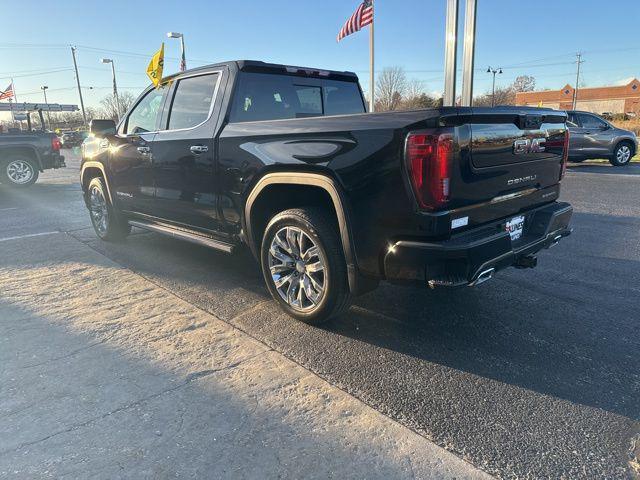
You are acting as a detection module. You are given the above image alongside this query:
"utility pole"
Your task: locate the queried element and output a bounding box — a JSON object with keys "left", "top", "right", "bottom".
{"left": 487, "top": 66, "right": 503, "bottom": 107}
{"left": 71, "top": 46, "right": 88, "bottom": 127}
{"left": 41, "top": 86, "right": 51, "bottom": 130}
{"left": 572, "top": 53, "right": 583, "bottom": 110}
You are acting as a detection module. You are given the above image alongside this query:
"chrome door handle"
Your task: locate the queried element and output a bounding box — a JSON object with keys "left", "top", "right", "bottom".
{"left": 137, "top": 146, "right": 151, "bottom": 155}
{"left": 190, "top": 145, "right": 208, "bottom": 154}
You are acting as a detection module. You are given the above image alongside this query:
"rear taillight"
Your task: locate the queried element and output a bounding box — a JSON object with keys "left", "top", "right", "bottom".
{"left": 560, "top": 128, "right": 569, "bottom": 179}
{"left": 51, "top": 136, "right": 61, "bottom": 151}
{"left": 405, "top": 130, "right": 453, "bottom": 210}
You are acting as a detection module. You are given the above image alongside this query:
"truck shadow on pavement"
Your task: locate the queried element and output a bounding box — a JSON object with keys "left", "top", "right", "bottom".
{"left": 76, "top": 211, "right": 640, "bottom": 424}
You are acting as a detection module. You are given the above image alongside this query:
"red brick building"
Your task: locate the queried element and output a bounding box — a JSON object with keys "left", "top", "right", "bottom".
{"left": 515, "top": 78, "right": 640, "bottom": 114}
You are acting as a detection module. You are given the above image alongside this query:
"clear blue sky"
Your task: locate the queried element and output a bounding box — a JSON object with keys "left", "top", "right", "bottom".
{"left": 1, "top": 0, "right": 638, "bottom": 114}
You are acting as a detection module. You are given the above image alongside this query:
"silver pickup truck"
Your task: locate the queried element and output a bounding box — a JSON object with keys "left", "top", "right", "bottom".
{"left": 0, "top": 130, "right": 65, "bottom": 187}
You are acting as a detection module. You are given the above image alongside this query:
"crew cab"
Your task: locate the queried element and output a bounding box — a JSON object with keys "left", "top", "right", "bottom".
{"left": 81, "top": 60, "right": 572, "bottom": 324}
{"left": 0, "top": 130, "right": 65, "bottom": 187}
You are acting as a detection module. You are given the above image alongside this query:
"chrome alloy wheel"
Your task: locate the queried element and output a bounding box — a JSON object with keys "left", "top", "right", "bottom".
{"left": 617, "top": 145, "right": 632, "bottom": 164}
{"left": 6, "top": 160, "right": 34, "bottom": 185}
{"left": 268, "top": 226, "right": 326, "bottom": 312}
{"left": 88, "top": 185, "right": 109, "bottom": 235}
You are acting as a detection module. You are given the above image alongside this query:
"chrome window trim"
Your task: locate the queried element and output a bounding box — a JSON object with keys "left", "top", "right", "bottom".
{"left": 119, "top": 70, "right": 223, "bottom": 138}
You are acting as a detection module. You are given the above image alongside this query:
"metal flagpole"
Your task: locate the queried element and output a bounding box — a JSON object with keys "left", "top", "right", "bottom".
{"left": 443, "top": 0, "right": 459, "bottom": 107}
{"left": 460, "top": 0, "right": 477, "bottom": 107}
{"left": 369, "top": 0, "right": 375, "bottom": 113}
{"left": 9, "top": 78, "right": 16, "bottom": 125}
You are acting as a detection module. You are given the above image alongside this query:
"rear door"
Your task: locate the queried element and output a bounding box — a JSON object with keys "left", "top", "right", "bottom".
{"left": 150, "top": 71, "right": 223, "bottom": 231}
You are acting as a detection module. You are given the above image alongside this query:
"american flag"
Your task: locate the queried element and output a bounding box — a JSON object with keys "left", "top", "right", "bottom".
{"left": 337, "top": 0, "right": 374, "bottom": 42}
{"left": 0, "top": 82, "right": 14, "bottom": 101}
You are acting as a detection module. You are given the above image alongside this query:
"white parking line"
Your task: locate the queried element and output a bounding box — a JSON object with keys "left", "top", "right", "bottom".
{"left": 0, "top": 231, "right": 60, "bottom": 243}
{"left": 0, "top": 208, "right": 19, "bottom": 212}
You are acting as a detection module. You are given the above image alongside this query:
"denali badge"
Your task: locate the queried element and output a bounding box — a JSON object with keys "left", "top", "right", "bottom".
{"left": 513, "top": 138, "right": 546, "bottom": 154}
{"left": 507, "top": 175, "right": 537, "bottom": 186}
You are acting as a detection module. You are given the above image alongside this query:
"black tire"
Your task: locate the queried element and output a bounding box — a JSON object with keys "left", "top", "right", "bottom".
{"left": 260, "top": 207, "right": 351, "bottom": 325}
{"left": 1, "top": 156, "right": 39, "bottom": 187}
{"left": 610, "top": 142, "right": 634, "bottom": 166}
{"left": 86, "top": 176, "right": 131, "bottom": 241}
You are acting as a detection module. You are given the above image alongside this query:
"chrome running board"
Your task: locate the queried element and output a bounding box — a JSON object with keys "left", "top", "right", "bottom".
{"left": 129, "top": 220, "right": 234, "bottom": 254}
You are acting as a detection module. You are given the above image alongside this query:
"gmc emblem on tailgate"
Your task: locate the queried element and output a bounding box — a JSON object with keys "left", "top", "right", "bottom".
{"left": 513, "top": 138, "right": 546, "bottom": 154}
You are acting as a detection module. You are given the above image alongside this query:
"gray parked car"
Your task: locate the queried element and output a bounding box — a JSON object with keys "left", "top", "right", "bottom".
{"left": 567, "top": 111, "right": 637, "bottom": 166}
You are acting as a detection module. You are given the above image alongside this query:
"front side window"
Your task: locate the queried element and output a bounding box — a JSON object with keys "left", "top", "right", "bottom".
{"left": 578, "top": 113, "right": 607, "bottom": 129}
{"left": 125, "top": 86, "right": 168, "bottom": 135}
{"left": 167, "top": 74, "right": 218, "bottom": 130}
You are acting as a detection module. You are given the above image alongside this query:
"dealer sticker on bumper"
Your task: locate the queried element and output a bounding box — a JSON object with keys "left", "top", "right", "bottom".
{"left": 506, "top": 215, "right": 525, "bottom": 241}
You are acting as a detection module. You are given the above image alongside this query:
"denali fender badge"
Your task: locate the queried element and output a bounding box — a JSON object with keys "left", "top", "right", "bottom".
{"left": 451, "top": 216, "right": 469, "bottom": 229}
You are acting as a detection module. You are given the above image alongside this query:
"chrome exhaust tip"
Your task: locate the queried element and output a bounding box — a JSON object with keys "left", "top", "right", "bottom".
{"left": 469, "top": 268, "right": 495, "bottom": 287}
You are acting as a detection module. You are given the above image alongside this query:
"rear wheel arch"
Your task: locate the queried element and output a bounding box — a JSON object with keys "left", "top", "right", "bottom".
{"left": 244, "top": 172, "right": 360, "bottom": 293}
{"left": 0, "top": 146, "right": 42, "bottom": 171}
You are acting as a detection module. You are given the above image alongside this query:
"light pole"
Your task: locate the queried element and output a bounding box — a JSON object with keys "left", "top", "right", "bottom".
{"left": 101, "top": 58, "right": 121, "bottom": 120}
{"left": 41, "top": 86, "right": 51, "bottom": 130}
{"left": 167, "top": 32, "right": 186, "bottom": 71}
{"left": 486, "top": 66, "right": 503, "bottom": 107}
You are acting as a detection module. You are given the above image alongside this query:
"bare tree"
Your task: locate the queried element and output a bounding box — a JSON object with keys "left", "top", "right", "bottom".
{"left": 99, "top": 91, "right": 136, "bottom": 121}
{"left": 375, "top": 67, "right": 407, "bottom": 111}
{"left": 512, "top": 75, "right": 536, "bottom": 93}
{"left": 473, "top": 86, "right": 516, "bottom": 107}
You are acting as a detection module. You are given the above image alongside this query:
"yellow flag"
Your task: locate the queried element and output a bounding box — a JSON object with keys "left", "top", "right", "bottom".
{"left": 146, "top": 43, "right": 164, "bottom": 88}
{"left": 537, "top": 101, "right": 543, "bottom": 107}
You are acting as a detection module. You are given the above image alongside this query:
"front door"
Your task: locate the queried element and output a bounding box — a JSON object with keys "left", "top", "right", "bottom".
{"left": 151, "top": 72, "right": 222, "bottom": 231}
{"left": 568, "top": 112, "right": 613, "bottom": 158}
{"left": 110, "top": 84, "right": 169, "bottom": 215}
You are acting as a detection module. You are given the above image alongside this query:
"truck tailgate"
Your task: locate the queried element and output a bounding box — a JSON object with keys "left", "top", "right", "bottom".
{"left": 448, "top": 107, "right": 567, "bottom": 214}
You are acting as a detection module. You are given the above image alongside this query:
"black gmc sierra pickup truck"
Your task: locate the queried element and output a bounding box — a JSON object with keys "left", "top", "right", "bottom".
{"left": 81, "top": 60, "right": 573, "bottom": 324}
{"left": 1, "top": 130, "right": 65, "bottom": 187}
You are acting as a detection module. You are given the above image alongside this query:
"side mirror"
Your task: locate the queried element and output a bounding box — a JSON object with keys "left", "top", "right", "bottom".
{"left": 89, "top": 119, "right": 117, "bottom": 138}
{"left": 599, "top": 124, "right": 610, "bottom": 130}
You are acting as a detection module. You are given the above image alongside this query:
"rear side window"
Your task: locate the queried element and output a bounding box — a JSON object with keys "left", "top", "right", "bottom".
{"left": 230, "top": 72, "right": 364, "bottom": 123}
{"left": 323, "top": 81, "right": 366, "bottom": 116}
{"left": 167, "top": 74, "right": 218, "bottom": 130}
{"left": 577, "top": 113, "right": 607, "bottom": 129}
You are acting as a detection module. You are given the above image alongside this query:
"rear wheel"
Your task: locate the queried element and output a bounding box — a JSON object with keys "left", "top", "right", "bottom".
{"left": 86, "top": 177, "right": 131, "bottom": 241}
{"left": 260, "top": 207, "right": 351, "bottom": 325}
{"left": 610, "top": 142, "right": 633, "bottom": 166}
{"left": 1, "top": 156, "right": 39, "bottom": 187}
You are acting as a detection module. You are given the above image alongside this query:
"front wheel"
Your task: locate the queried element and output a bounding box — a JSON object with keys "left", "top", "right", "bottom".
{"left": 610, "top": 142, "right": 633, "bottom": 166}
{"left": 86, "top": 177, "right": 131, "bottom": 241}
{"left": 260, "top": 208, "right": 351, "bottom": 325}
{"left": 1, "top": 157, "right": 39, "bottom": 187}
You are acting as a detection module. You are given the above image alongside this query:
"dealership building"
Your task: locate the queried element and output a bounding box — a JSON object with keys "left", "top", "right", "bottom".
{"left": 515, "top": 78, "right": 640, "bottom": 114}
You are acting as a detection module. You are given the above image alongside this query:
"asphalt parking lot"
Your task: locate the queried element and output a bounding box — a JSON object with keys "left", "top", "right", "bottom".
{"left": 1, "top": 151, "right": 639, "bottom": 479}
